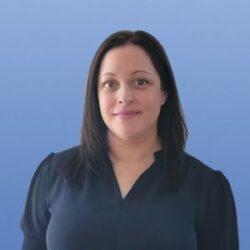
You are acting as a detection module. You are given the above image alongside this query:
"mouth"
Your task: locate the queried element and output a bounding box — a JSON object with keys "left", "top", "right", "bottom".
{"left": 114, "top": 112, "right": 142, "bottom": 119}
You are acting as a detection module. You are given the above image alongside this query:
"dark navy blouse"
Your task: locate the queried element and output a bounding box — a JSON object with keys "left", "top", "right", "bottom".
{"left": 20, "top": 145, "right": 239, "bottom": 250}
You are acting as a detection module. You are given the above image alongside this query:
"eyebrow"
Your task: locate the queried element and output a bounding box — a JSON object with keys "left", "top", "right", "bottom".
{"left": 102, "top": 70, "right": 151, "bottom": 77}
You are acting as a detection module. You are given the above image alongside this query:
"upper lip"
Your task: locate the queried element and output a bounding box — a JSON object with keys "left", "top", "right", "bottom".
{"left": 114, "top": 110, "right": 141, "bottom": 115}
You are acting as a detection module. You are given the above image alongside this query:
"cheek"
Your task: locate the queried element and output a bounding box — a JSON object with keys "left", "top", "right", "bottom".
{"left": 98, "top": 94, "right": 113, "bottom": 115}
{"left": 142, "top": 94, "right": 160, "bottom": 110}
{"left": 141, "top": 94, "right": 163, "bottom": 121}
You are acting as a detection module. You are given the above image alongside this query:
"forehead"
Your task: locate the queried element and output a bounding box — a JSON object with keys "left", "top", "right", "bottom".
{"left": 99, "top": 44, "right": 158, "bottom": 77}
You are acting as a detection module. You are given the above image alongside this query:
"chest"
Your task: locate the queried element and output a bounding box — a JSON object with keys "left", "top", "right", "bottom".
{"left": 111, "top": 158, "right": 155, "bottom": 199}
{"left": 47, "top": 178, "right": 197, "bottom": 250}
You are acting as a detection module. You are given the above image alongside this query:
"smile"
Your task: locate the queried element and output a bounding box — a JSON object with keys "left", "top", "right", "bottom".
{"left": 114, "top": 112, "right": 141, "bottom": 119}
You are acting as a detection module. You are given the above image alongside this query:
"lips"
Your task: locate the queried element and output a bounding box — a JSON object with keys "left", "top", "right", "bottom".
{"left": 115, "top": 110, "right": 141, "bottom": 115}
{"left": 114, "top": 110, "right": 142, "bottom": 120}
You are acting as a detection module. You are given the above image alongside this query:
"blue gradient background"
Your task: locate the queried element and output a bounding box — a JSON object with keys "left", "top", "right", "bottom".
{"left": 1, "top": 0, "right": 249, "bottom": 249}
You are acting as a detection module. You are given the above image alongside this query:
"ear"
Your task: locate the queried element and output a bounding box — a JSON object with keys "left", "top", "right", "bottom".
{"left": 161, "top": 91, "right": 168, "bottom": 105}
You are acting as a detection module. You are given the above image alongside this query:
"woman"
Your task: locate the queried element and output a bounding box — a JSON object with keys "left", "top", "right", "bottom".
{"left": 20, "top": 30, "right": 239, "bottom": 249}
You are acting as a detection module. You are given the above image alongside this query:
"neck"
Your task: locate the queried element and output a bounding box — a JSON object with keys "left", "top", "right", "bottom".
{"left": 107, "top": 130, "right": 162, "bottom": 164}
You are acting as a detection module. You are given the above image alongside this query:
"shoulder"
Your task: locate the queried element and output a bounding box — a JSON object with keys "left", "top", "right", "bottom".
{"left": 182, "top": 151, "right": 232, "bottom": 195}
{"left": 182, "top": 151, "right": 237, "bottom": 218}
{"left": 182, "top": 153, "right": 239, "bottom": 247}
{"left": 50, "top": 144, "right": 80, "bottom": 167}
{"left": 35, "top": 145, "right": 81, "bottom": 186}
{"left": 183, "top": 150, "right": 222, "bottom": 179}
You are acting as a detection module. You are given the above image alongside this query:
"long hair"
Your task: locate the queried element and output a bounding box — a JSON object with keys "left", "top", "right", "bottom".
{"left": 57, "top": 30, "right": 188, "bottom": 191}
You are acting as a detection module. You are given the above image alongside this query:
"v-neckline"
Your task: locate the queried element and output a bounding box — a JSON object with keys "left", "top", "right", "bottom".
{"left": 106, "top": 149, "right": 163, "bottom": 203}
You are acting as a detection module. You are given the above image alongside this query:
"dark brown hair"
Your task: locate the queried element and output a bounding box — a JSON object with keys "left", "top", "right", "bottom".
{"left": 58, "top": 30, "right": 189, "bottom": 191}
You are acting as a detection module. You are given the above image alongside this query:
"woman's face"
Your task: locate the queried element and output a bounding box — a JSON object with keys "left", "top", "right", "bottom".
{"left": 97, "top": 44, "right": 167, "bottom": 141}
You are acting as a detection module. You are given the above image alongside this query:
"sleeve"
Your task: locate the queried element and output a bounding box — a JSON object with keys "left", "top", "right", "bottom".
{"left": 19, "top": 152, "right": 55, "bottom": 250}
{"left": 197, "top": 170, "right": 239, "bottom": 250}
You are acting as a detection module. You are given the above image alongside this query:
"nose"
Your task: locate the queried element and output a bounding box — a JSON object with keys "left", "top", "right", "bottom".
{"left": 117, "top": 84, "right": 134, "bottom": 104}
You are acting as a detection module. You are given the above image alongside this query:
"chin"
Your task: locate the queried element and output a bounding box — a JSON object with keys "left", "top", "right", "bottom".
{"left": 116, "top": 129, "right": 146, "bottom": 139}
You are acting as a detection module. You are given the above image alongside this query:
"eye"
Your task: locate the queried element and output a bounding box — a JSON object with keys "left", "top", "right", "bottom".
{"left": 135, "top": 78, "right": 150, "bottom": 86}
{"left": 103, "top": 80, "right": 116, "bottom": 88}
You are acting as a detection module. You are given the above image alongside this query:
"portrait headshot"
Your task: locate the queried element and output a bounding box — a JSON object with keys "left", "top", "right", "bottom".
{"left": 19, "top": 30, "right": 239, "bottom": 249}
{"left": 3, "top": 1, "right": 249, "bottom": 249}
